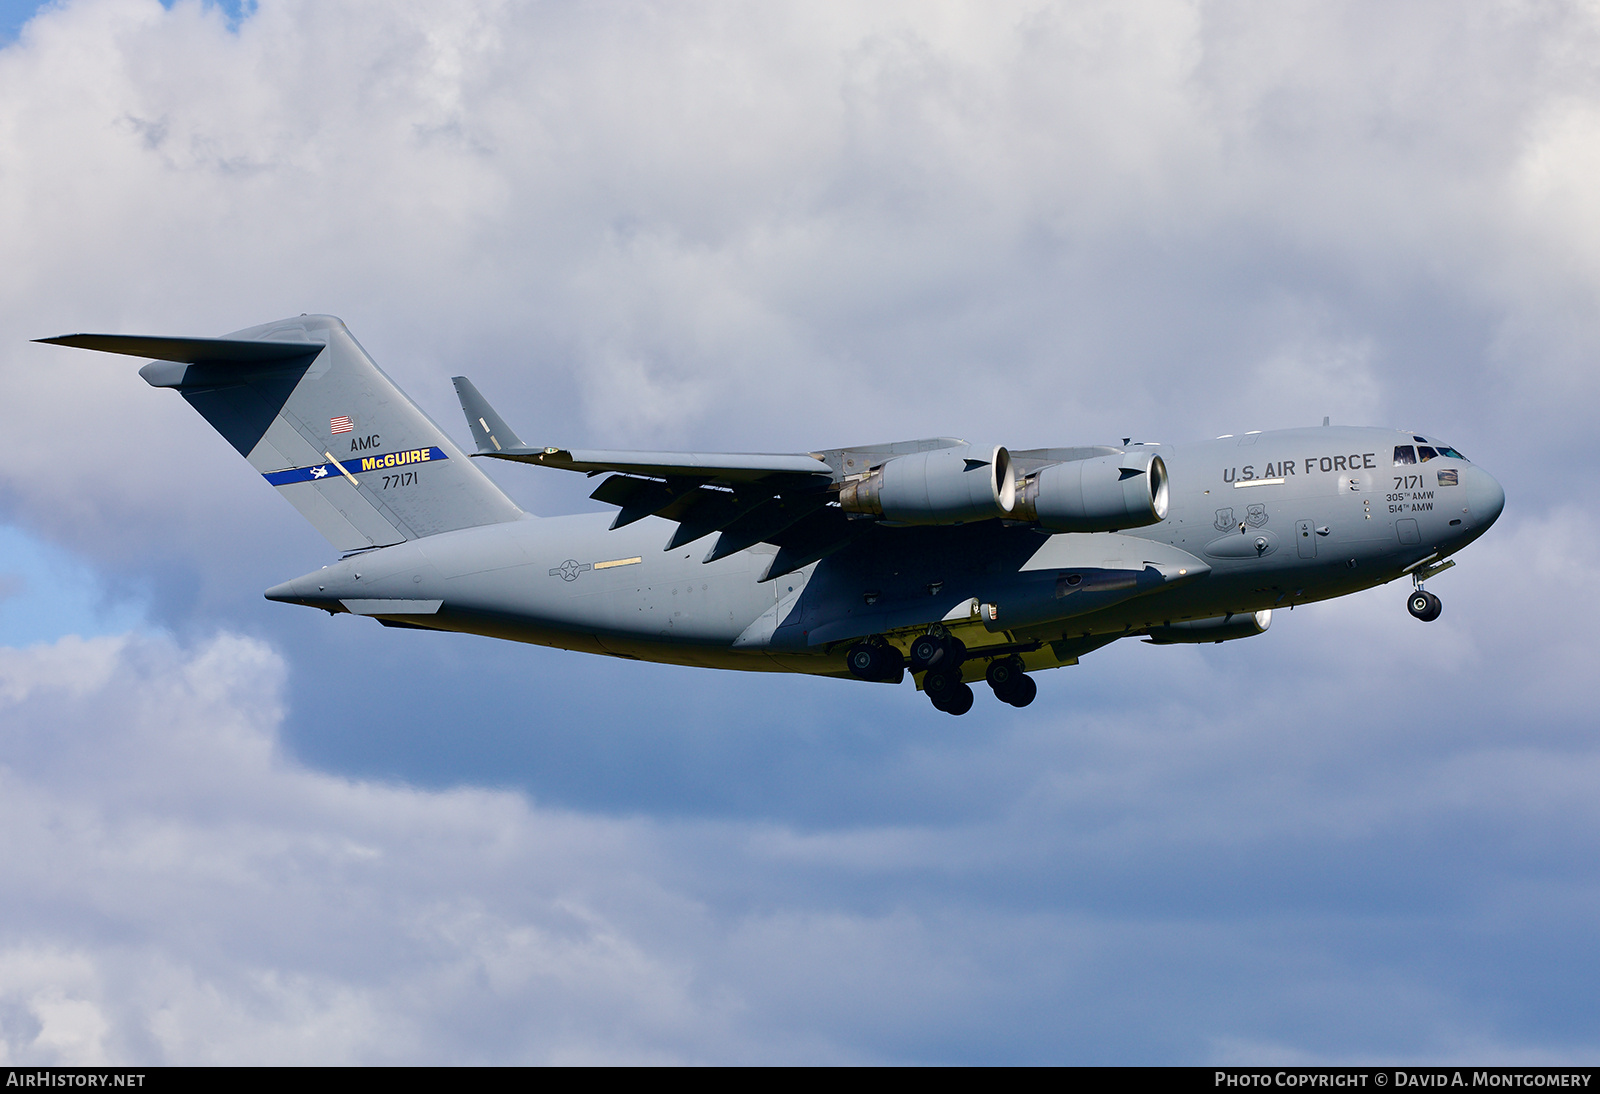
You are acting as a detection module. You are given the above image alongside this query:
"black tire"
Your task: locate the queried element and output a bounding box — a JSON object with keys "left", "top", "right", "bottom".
{"left": 879, "top": 643, "right": 907, "bottom": 676}
{"left": 846, "top": 642, "right": 883, "bottom": 680}
{"left": 910, "top": 634, "right": 946, "bottom": 671}
{"left": 922, "top": 667, "right": 958, "bottom": 697}
{"left": 986, "top": 656, "right": 1024, "bottom": 693}
{"left": 1408, "top": 591, "right": 1443, "bottom": 622}
{"left": 942, "top": 681, "right": 974, "bottom": 716}
{"left": 1003, "top": 674, "right": 1037, "bottom": 708}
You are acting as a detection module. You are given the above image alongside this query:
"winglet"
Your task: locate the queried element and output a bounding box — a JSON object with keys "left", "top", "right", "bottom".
{"left": 452, "top": 376, "right": 527, "bottom": 454}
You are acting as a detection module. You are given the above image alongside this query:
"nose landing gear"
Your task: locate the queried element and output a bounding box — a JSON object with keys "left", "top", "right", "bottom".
{"left": 1404, "top": 554, "right": 1455, "bottom": 622}
{"left": 1407, "top": 589, "right": 1442, "bottom": 622}
{"left": 1407, "top": 567, "right": 1442, "bottom": 622}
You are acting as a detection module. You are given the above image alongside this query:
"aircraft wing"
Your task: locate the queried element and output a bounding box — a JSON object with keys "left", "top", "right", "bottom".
{"left": 449, "top": 376, "right": 1126, "bottom": 583}
{"left": 451, "top": 376, "right": 831, "bottom": 480}
{"left": 452, "top": 376, "right": 856, "bottom": 579}
{"left": 483, "top": 446, "right": 833, "bottom": 482}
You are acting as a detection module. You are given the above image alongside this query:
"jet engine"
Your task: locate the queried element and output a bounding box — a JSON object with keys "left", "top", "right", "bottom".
{"left": 1011, "top": 450, "right": 1168, "bottom": 532}
{"left": 1142, "top": 609, "right": 1271, "bottom": 644}
{"left": 839, "top": 445, "right": 1016, "bottom": 525}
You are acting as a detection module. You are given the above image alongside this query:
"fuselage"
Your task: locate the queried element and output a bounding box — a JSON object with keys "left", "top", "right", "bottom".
{"left": 266, "top": 425, "right": 1505, "bottom": 681}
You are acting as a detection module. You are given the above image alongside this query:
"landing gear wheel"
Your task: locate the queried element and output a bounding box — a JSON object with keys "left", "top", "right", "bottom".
{"left": 923, "top": 669, "right": 972, "bottom": 714}
{"left": 935, "top": 681, "right": 974, "bottom": 716}
{"left": 985, "top": 656, "right": 1025, "bottom": 693}
{"left": 847, "top": 642, "right": 885, "bottom": 680}
{"left": 923, "top": 667, "right": 958, "bottom": 699}
{"left": 1407, "top": 590, "right": 1442, "bottom": 622}
{"left": 846, "top": 639, "right": 906, "bottom": 682}
{"left": 910, "top": 633, "right": 967, "bottom": 673}
{"left": 1001, "top": 674, "right": 1037, "bottom": 708}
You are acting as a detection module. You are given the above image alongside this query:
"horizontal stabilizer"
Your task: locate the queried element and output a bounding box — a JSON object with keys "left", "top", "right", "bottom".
{"left": 37, "top": 334, "right": 323, "bottom": 364}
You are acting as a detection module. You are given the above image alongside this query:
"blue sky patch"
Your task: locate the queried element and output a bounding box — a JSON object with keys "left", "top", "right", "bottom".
{"left": 0, "top": 524, "right": 147, "bottom": 647}
{"left": 0, "top": 1, "right": 255, "bottom": 46}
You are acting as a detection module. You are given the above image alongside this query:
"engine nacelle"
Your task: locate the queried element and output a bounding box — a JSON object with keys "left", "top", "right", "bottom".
{"left": 1012, "top": 450, "right": 1168, "bottom": 531}
{"left": 1143, "top": 609, "right": 1271, "bottom": 644}
{"left": 839, "top": 445, "right": 1016, "bottom": 525}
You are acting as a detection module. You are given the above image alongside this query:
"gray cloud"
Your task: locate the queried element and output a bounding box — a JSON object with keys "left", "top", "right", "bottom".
{"left": 0, "top": 0, "right": 1597, "bottom": 1062}
{"left": 1, "top": 524, "right": 1598, "bottom": 1064}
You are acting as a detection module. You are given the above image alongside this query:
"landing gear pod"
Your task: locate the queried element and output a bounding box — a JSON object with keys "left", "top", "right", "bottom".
{"left": 839, "top": 446, "right": 1016, "bottom": 525}
{"left": 1012, "top": 451, "right": 1168, "bottom": 532}
{"left": 1143, "top": 609, "right": 1271, "bottom": 644}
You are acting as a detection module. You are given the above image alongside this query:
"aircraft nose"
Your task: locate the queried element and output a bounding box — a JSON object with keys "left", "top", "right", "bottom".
{"left": 1465, "top": 465, "right": 1506, "bottom": 528}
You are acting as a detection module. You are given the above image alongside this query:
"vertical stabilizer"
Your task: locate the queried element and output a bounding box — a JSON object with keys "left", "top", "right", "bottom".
{"left": 40, "top": 315, "right": 524, "bottom": 552}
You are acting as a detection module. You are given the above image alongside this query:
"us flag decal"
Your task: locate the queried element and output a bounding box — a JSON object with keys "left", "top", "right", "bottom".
{"left": 330, "top": 416, "right": 354, "bottom": 434}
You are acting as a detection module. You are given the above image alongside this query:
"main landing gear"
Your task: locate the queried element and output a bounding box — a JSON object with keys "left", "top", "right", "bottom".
{"left": 922, "top": 653, "right": 1036, "bottom": 715}
{"left": 849, "top": 628, "right": 1040, "bottom": 714}
{"left": 908, "top": 627, "right": 973, "bottom": 714}
{"left": 922, "top": 667, "right": 975, "bottom": 715}
{"left": 985, "top": 655, "right": 1037, "bottom": 708}
{"left": 845, "top": 637, "right": 906, "bottom": 683}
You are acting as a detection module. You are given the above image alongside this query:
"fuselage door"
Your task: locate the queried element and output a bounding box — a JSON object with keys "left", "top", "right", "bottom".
{"left": 1296, "top": 518, "right": 1316, "bottom": 558}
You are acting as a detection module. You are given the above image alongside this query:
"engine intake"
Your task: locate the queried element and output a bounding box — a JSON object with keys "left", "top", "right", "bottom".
{"left": 839, "top": 445, "right": 1016, "bottom": 525}
{"left": 1012, "top": 450, "right": 1168, "bottom": 532}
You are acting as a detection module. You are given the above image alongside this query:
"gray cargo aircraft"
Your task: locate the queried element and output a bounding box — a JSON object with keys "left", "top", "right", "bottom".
{"left": 40, "top": 314, "right": 1505, "bottom": 714}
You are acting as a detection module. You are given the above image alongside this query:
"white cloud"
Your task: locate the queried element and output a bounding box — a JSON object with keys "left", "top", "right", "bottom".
{"left": 0, "top": 631, "right": 728, "bottom": 1063}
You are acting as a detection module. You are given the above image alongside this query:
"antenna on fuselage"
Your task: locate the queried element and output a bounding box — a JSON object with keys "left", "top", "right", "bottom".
{"left": 1322, "top": 417, "right": 1330, "bottom": 426}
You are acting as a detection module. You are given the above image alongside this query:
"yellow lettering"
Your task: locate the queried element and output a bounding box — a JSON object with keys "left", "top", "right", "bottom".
{"left": 421, "top": 449, "right": 432, "bottom": 461}
{"left": 361, "top": 457, "right": 377, "bottom": 472}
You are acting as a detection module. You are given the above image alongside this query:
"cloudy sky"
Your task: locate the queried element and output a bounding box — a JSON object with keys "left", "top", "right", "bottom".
{"left": 1, "top": 0, "right": 1598, "bottom": 1064}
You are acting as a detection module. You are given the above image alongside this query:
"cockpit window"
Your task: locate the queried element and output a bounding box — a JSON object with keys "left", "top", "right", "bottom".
{"left": 1417, "top": 445, "right": 1439, "bottom": 462}
{"left": 1394, "top": 445, "right": 1417, "bottom": 465}
{"left": 1436, "top": 445, "right": 1466, "bottom": 460}
{"left": 1413, "top": 435, "right": 1428, "bottom": 443}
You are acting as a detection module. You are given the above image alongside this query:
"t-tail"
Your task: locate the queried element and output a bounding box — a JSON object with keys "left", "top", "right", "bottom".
{"left": 38, "top": 314, "right": 524, "bottom": 551}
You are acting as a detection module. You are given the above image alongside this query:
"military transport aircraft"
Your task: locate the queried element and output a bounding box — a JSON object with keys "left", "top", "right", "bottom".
{"left": 40, "top": 314, "right": 1505, "bottom": 715}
